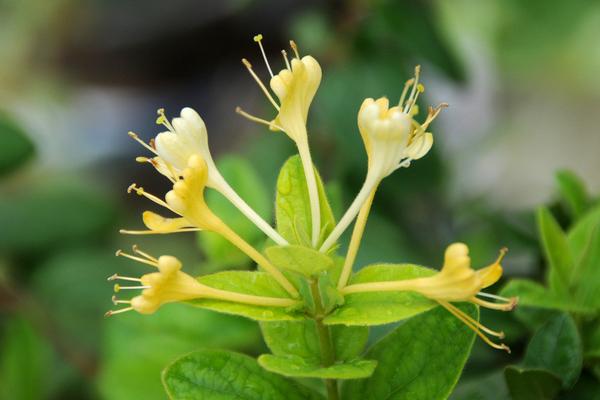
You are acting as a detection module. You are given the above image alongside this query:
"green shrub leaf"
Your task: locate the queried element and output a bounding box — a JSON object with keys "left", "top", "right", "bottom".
{"left": 342, "top": 304, "right": 477, "bottom": 400}
{"left": 536, "top": 207, "right": 573, "bottom": 293}
{"left": 260, "top": 320, "right": 369, "bottom": 365}
{"left": 0, "top": 113, "right": 34, "bottom": 176}
{"left": 258, "top": 354, "right": 377, "bottom": 379}
{"left": 523, "top": 313, "right": 582, "bottom": 388}
{"left": 275, "top": 155, "right": 335, "bottom": 247}
{"left": 265, "top": 245, "right": 334, "bottom": 277}
{"left": 504, "top": 367, "right": 561, "bottom": 400}
{"left": 556, "top": 170, "right": 589, "bottom": 220}
{"left": 500, "top": 279, "right": 592, "bottom": 313}
{"left": 189, "top": 271, "right": 302, "bottom": 321}
{"left": 324, "top": 264, "right": 437, "bottom": 326}
{"left": 162, "top": 349, "right": 324, "bottom": 399}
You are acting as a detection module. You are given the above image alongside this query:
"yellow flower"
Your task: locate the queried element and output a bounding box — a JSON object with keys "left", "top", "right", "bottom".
{"left": 342, "top": 243, "right": 517, "bottom": 352}
{"left": 237, "top": 35, "right": 322, "bottom": 246}
{"left": 319, "top": 66, "right": 446, "bottom": 252}
{"left": 123, "top": 154, "right": 299, "bottom": 297}
{"left": 106, "top": 247, "right": 300, "bottom": 316}
{"left": 358, "top": 66, "right": 445, "bottom": 180}
{"left": 129, "top": 108, "right": 288, "bottom": 245}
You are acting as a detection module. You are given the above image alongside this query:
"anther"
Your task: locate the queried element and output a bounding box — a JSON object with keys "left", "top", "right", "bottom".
{"left": 156, "top": 108, "right": 175, "bottom": 132}
{"left": 132, "top": 244, "right": 159, "bottom": 262}
{"left": 107, "top": 273, "right": 142, "bottom": 283}
{"left": 289, "top": 40, "right": 300, "bottom": 59}
{"left": 253, "top": 33, "right": 274, "bottom": 78}
{"left": 104, "top": 307, "right": 133, "bottom": 317}
{"left": 281, "top": 50, "right": 291, "bottom": 70}
{"left": 128, "top": 131, "right": 158, "bottom": 155}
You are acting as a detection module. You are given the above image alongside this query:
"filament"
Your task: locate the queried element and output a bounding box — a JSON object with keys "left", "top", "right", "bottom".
{"left": 128, "top": 132, "right": 158, "bottom": 155}
{"left": 235, "top": 107, "right": 284, "bottom": 131}
{"left": 253, "top": 34, "right": 274, "bottom": 78}
{"left": 115, "top": 249, "right": 159, "bottom": 268}
{"left": 241, "top": 58, "right": 280, "bottom": 111}
{"left": 281, "top": 50, "right": 291, "bottom": 70}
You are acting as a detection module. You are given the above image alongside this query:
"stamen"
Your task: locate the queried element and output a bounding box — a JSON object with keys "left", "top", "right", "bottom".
{"left": 398, "top": 78, "right": 415, "bottom": 107}
{"left": 253, "top": 34, "right": 274, "bottom": 78}
{"left": 107, "top": 273, "right": 142, "bottom": 283}
{"left": 439, "top": 301, "right": 510, "bottom": 353}
{"left": 126, "top": 184, "right": 174, "bottom": 211}
{"left": 111, "top": 295, "right": 132, "bottom": 305}
{"left": 235, "top": 107, "right": 285, "bottom": 131}
{"left": 403, "top": 65, "right": 422, "bottom": 114}
{"left": 289, "top": 40, "right": 300, "bottom": 59}
{"left": 104, "top": 307, "right": 133, "bottom": 317}
{"left": 115, "top": 249, "right": 159, "bottom": 268}
{"left": 156, "top": 108, "right": 175, "bottom": 132}
{"left": 119, "top": 228, "right": 201, "bottom": 235}
{"left": 113, "top": 284, "right": 151, "bottom": 292}
{"left": 241, "top": 58, "right": 280, "bottom": 111}
{"left": 132, "top": 244, "right": 158, "bottom": 262}
{"left": 128, "top": 132, "right": 158, "bottom": 155}
{"left": 281, "top": 50, "right": 291, "bottom": 70}
{"left": 477, "top": 291, "right": 512, "bottom": 302}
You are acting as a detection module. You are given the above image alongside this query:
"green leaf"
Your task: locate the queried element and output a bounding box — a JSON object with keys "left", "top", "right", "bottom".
{"left": 258, "top": 354, "right": 377, "bottom": 379}
{"left": 567, "top": 203, "right": 600, "bottom": 260}
{"left": 0, "top": 112, "right": 35, "bottom": 176}
{"left": 324, "top": 264, "right": 437, "bottom": 326}
{"left": 504, "top": 367, "right": 561, "bottom": 400}
{"left": 332, "top": 325, "right": 369, "bottom": 362}
{"left": 189, "top": 271, "right": 302, "bottom": 321}
{"left": 162, "top": 349, "right": 324, "bottom": 400}
{"left": 260, "top": 320, "right": 369, "bottom": 365}
{"left": 0, "top": 317, "right": 51, "bottom": 400}
{"left": 536, "top": 207, "right": 573, "bottom": 293}
{"left": 523, "top": 313, "right": 582, "bottom": 388}
{"left": 0, "top": 181, "right": 116, "bottom": 254}
{"left": 342, "top": 304, "right": 477, "bottom": 400}
{"left": 99, "top": 305, "right": 259, "bottom": 400}
{"left": 265, "top": 245, "right": 334, "bottom": 277}
{"left": 198, "top": 156, "right": 271, "bottom": 268}
{"left": 571, "top": 225, "right": 600, "bottom": 309}
{"left": 556, "top": 170, "right": 589, "bottom": 220}
{"left": 500, "top": 279, "right": 591, "bottom": 313}
{"left": 275, "top": 155, "right": 335, "bottom": 247}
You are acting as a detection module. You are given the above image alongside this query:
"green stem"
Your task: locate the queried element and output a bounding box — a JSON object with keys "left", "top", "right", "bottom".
{"left": 310, "top": 281, "right": 339, "bottom": 400}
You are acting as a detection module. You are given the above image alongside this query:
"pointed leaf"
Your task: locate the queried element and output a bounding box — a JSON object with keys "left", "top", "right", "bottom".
{"left": 275, "top": 155, "right": 335, "bottom": 247}
{"left": 189, "top": 271, "right": 302, "bottom": 321}
{"left": 260, "top": 320, "right": 368, "bottom": 364}
{"left": 265, "top": 245, "right": 334, "bottom": 277}
{"left": 500, "top": 279, "right": 592, "bottom": 313}
{"left": 536, "top": 207, "right": 573, "bottom": 293}
{"left": 324, "top": 264, "right": 437, "bottom": 326}
{"left": 571, "top": 225, "right": 600, "bottom": 309}
{"left": 342, "top": 304, "right": 477, "bottom": 400}
{"left": 523, "top": 313, "right": 582, "bottom": 388}
{"left": 568, "top": 204, "right": 600, "bottom": 260}
{"left": 556, "top": 170, "right": 589, "bottom": 220}
{"left": 258, "top": 354, "right": 377, "bottom": 379}
{"left": 162, "top": 349, "right": 323, "bottom": 399}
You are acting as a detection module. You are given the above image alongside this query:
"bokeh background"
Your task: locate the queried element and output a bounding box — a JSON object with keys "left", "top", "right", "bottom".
{"left": 1, "top": 0, "right": 599, "bottom": 399}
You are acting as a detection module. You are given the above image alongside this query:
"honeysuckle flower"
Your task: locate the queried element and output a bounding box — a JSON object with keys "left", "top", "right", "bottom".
{"left": 105, "top": 248, "right": 300, "bottom": 316}
{"left": 341, "top": 243, "right": 517, "bottom": 352}
{"left": 320, "top": 66, "right": 446, "bottom": 254}
{"left": 237, "top": 35, "right": 322, "bottom": 247}
{"left": 123, "top": 155, "right": 299, "bottom": 297}
{"left": 129, "top": 108, "right": 287, "bottom": 245}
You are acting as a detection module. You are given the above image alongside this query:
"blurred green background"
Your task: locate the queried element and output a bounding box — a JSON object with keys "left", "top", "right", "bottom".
{"left": 1, "top": 0, "right": 600, "bottom": 399}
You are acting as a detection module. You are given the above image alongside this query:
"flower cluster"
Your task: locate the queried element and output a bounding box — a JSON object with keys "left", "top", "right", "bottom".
{"left": 107, "top": 35, "right": 517, "bottom": 352}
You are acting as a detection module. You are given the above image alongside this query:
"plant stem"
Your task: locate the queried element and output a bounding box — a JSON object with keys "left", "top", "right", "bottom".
{"left": 337, "top": 187, "right": 377, "bottom": 289}
{"left": 217, "top": 223, "right": 299, "bottom": 298}
{"left": 310, "top": 281, "right": 339, "bottom": 400}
